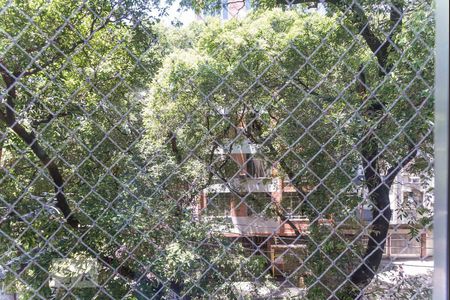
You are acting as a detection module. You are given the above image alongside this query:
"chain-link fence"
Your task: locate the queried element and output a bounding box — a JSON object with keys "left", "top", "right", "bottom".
{"left": 0, "top": 0, "right": 438, "bottom": 299}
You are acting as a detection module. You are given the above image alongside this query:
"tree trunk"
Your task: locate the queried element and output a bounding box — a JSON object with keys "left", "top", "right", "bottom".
{"left": 170, "top": 282, "right": 191, "bottom": 300}
{"left": 349, "top": 131, "right": 417, "bottom": 297}
{"left": 350, "top": 185, "right": 391, "bottom": 288}
{"left": 0, "top": 71, "right": 79, "bottom": 228}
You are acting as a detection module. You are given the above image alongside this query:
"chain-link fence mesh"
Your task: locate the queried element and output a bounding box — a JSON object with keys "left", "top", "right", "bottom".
{"left": 0, "top": 0, "right": 435, "bottom": 299}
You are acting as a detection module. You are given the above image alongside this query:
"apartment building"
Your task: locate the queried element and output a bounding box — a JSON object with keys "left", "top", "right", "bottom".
{"left": 194, "top": 1, "right": 433, "bottom": 288}
{"left": 196, "top": 131, "right": 312, "bottom": 282}
{"left": 358, "top": 171, "right": 434, "bottom": 258}
{"left": 390, "top": 172, "right": 433, "bottom": 226}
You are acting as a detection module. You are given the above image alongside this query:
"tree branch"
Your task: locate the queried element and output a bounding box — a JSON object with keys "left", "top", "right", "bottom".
{"left": 101, "top": 255, "right": 137, "bottom": 280}
{"left": 385, "top": 143, "right": 418, "bottom": 187}
{"left": 271, "top": 197, "right": 303, "bottom": 236}
{"left": 19, "top": 14, "right": 110, "bottom": 77}
{"left": 31, "top": 112, "right": 72, "bottom": 127}
{"left": 167, "top": 131, "right": 183, "bottom": 164}
{"left": 275, "top": 0, "right": 403, "bottom": 76}
{"left": 0, "top": 72, "right": 79, "bottom": 228}
{"left": 293, "top": 78, "right": 321, "bottom": 97}
{"left": 349, "top": 3, "right": 388, "bottom": 75}
{"left": 276, "top": 0, "right": 330, "bottom": 5}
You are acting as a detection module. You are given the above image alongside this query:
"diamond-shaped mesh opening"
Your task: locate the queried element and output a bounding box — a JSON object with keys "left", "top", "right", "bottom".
{"left": 0, "top": 0, "right": 437, "bottom": 299}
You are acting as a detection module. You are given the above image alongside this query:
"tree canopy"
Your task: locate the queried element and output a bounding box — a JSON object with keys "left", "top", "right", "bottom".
{"left": 144, "top": 3, "right": 434, "bottom": 297}
{"left": 0, "top": 0, "right": 435, "bottom": 299}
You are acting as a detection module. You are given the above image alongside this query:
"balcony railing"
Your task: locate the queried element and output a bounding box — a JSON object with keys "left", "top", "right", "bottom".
{"left": 214, "top": 139, "right": 260, "bottom": 154}
{"left": 205, "top": 178, "right": 279, "bottom": 193}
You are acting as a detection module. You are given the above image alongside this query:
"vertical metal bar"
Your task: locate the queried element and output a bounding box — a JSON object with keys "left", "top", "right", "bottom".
{"left": 221, "top": 0, "right": 228, "bottom": 20}
{"left": 245, "top": 0, "right": 251, "bottom": 11}
{"left": 434, "top": 0, "right": 449, "bottom": 299}
{"left": 387, "top": 235, "right": 391, "bottom": 258}
{"left": 420, "top": 232, "right": 426, "bottom": 259}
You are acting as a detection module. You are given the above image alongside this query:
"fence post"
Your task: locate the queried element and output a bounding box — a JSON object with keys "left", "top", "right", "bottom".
{"left": 434, "top": 0, "right": 449, "bottom": 298}
{"left": 420, "top": 232, "right": 426, "bottom": 259}
{"left": 386, "top": 235, "right": 391, "bottom": 258}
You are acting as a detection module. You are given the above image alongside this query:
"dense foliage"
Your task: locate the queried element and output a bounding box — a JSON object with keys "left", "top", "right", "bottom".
{"left": 1, "top": 0, "right": 163, "bottom": 297}
{"left": 0, "top": 0, "right": 434, "bottom": 299}
{"left": 144, "top": 2, "right": 434, "bottom": 298}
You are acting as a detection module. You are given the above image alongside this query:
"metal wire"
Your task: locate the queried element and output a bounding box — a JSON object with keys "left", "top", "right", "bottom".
{"left": 0, "top": 0, "right": 436, "bottom": 299}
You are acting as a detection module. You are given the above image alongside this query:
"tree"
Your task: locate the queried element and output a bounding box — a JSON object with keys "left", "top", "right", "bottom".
{"left": 144, "top": 4, "right": 434, "bottom": 298}
{"left": 1, "top": 2, "right": 265, "bottom": 298}
{"left": 0, "top": 0, "right": 434, "bottom": 298}
{"left": 0, "top": 0, "right": 165, "bottom": 297}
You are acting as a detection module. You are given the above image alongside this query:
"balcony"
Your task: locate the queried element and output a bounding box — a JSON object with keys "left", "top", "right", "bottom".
{"left": 279, "top": 217, "right": 310, "bottom": 236}
{"left": 214, "top": 139, "right": 260, "bottom": 155}
{"left": 204, "top": 215, "right": 278, "bottom": 235}
{"left": 203, "top": 215, "right": 311, "bottom": 237}
{"left": 205, "top": 178, "right": 279, "bottom": 193}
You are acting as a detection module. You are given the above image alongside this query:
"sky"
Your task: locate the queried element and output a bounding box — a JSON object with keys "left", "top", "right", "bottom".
{"left": 160, "top": 0, "right": 198, "bottom": 27}
{"left": 159, "top": 1, "right": 327, "bottom": 27}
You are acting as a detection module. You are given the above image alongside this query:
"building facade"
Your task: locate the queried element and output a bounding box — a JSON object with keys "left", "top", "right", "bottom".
{"left": 193, "top": 1, "right": 433, "bottom": 289}
{"left": 196, "top": 128, "right": 433, "bottom": 287}
{"left": 358, "top": 171, "right": 434, "bottom": 258}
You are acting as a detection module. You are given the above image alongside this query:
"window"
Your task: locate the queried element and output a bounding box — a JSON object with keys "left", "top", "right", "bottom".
{"left": 246, "top": 154, "right": 271, "bottom": 178}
